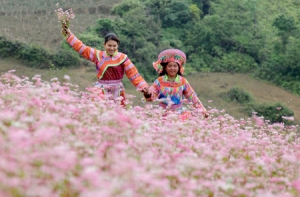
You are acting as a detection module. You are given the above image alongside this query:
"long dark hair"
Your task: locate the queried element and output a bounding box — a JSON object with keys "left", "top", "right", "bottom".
{"left": 159, "top": 62, "right": 182, "bottom": 76}
{"left": 104, "top": 33, "right": 120, "bottom": 44}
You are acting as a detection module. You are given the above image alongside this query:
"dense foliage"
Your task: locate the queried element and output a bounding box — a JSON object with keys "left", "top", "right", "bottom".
{"left": 245, "top": 102, "right": 294, "bottom": 125}
{"left": 76, "top": 0, "right": 300, "bottom": 93}
{"left": 0, "top": 36, "right": 80, "bottom": 69}
{"left": 220, "top": 87, "right": 254, "bottom": 104}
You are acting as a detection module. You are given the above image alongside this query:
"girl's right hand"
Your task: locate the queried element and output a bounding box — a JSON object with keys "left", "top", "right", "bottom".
{"left": 203, "top": 112, "right": 209, "bottom": 118}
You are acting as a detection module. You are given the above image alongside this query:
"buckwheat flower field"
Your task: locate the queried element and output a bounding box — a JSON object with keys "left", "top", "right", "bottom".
{"left": 0, "top": 71, "right": 299, "bottom": 197}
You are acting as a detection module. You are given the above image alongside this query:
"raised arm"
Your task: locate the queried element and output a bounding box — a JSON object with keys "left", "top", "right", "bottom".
{"left": 62, "top": 25, "right": 98, "bottom": 63}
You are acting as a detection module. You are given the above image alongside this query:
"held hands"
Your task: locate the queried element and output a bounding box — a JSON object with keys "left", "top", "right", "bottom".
{"left": 141, "top": 87, "right": 152, "bottom": 99}
{"left": 143, "top": 92, "right": 152, "bottom": 99}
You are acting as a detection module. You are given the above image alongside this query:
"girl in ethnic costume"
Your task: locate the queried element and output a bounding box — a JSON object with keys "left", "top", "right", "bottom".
{"left": 144, "top": 49, "right": 208, "bottom": 119}
{"left": 61, "top": 26, "right": 149, "bottom": 105}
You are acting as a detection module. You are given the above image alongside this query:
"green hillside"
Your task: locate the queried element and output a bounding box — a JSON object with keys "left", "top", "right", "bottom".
{"left": 0, "top": 0, "right": 300, "bottom": 125}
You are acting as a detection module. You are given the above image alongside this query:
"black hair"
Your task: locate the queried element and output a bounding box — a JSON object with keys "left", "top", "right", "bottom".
{"left": 104, "top": 33, "right": 120, "bottom": 44}
{"left": 159, "top": 62, "right": 182, "bottom": 77}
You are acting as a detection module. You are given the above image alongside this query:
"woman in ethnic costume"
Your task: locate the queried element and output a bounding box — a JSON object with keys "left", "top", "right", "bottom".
{"left": 61, "top": 26, "right": 149, "bottom": 105}
{"left": 144, "top": 49, "right": 208, "bottom": 119}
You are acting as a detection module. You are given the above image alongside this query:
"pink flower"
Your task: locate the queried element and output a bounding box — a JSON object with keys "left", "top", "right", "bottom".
{"left": 292, "top": 179, "right": 300, "bottom": 192}
{"left": 282, "top": 116, "right": 294, "bottom": 121}
{"left": 252, "top": 114, "right": 264, "bottom": 126}
{"left": 0, "top": 71, "right": 300, "bottom": 196}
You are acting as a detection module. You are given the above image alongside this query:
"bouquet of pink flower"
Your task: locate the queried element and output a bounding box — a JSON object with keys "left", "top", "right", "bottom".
{"left": 54, "top": 3, "right": 75, "bottom": 36}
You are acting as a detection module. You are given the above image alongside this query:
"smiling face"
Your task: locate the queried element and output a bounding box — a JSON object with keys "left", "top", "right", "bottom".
{"left": 103, "top": 40, "right": 118, "bottom": 56}
{"left": 165, "top": 61, "right": 179, "bottom": 78}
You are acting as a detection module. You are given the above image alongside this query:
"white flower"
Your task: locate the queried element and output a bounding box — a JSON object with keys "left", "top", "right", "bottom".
{"left": 64, "top": 75, "right": 70, "bottom": 81}
{"left": 282, "top": 116, "right": 294, "bottom": 121}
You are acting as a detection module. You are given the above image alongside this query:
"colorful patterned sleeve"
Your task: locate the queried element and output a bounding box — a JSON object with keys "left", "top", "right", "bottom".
{"left": 145, "top": 79, "right": 160, "bottom": 102}
{"left": 123, "top": 58, "right": 148, "bottom": 90}
{"left": 182, "top": 78, "right": 207, "bottom": 112}
{"left": 66, "top": 33, "right": 98, "bottom": 63}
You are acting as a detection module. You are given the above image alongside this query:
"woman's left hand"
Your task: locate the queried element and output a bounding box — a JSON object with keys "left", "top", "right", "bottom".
{"left": 61, "top": 23, "right": 71, "bottom": 37}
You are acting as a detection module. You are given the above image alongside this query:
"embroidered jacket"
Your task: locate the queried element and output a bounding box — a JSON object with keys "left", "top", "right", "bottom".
{"left": 66, "top": 33, "right": 148, "bottom": 90}
{"left": 147, "top": 75, "right": 206, "bottom": 111}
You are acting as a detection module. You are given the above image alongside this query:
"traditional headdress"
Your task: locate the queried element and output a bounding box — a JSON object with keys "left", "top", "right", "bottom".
{"left": 153, "top": 49, "right": 186, "bottom": 74}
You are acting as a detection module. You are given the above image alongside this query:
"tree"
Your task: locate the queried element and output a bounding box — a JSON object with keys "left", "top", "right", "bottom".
{"left": 95, "top": 18, "right": 118, "bottom": 37}
{"left": 190, "top": 4, "right": 201, "bottom": 21}
{"left": 144, "top": 0, "right": 192, "bottom": 28}
{"left": 272, "top": 14, "right": 297, "bottom": 53}
{"left": 111, "top": 0, "right": 142, "bottom": 17}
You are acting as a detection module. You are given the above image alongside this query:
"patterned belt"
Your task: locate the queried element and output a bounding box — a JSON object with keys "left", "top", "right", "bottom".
{"left": 159, "top": 102, "right": 183, "bottom": 111}
{"left": 94, "top": 79, "right": 124, "bottom": 99}
{"left": 97, "top": 79, "right": 122, "bottom": 84}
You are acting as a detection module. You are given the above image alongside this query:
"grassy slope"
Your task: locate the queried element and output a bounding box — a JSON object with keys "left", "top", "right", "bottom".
{"left": 0, "top": 0, "right": 121, "bottom": 51}
{"left": 0, "top": 0, "right": 299, "bottom": 124}
{"left": 188, "top": 73, "right": 300, "bottom": 124}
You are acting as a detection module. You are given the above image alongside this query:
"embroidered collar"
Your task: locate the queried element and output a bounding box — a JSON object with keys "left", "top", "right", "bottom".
{"left": 105, "top": 51, "right": 118, "bottom": 57}
{"left": 163, "top": 75, "right": 180, "bottom": 83}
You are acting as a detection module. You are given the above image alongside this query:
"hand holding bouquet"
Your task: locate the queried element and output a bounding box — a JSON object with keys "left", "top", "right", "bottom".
{"left": 54, "top": 3, "right": 75, "bottom": 37}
